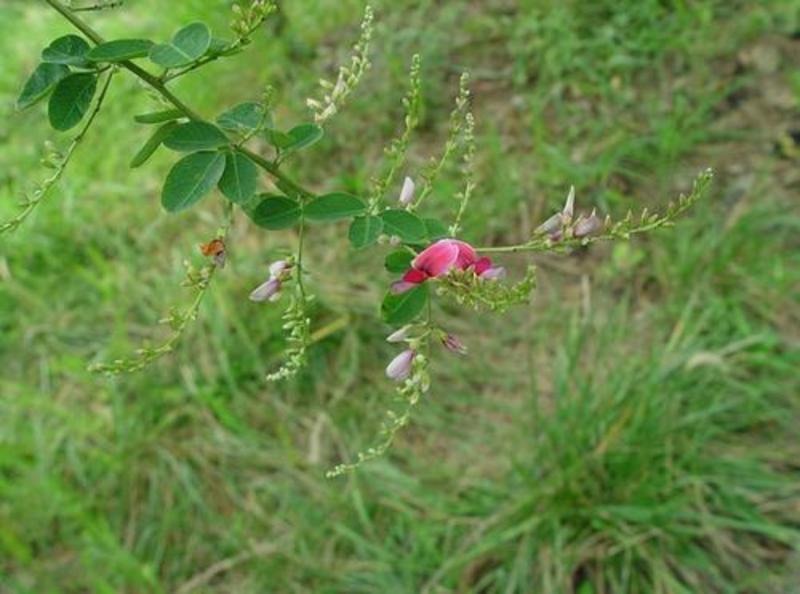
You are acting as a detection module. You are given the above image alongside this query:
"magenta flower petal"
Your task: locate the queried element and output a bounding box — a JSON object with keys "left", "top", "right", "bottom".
{"left": 412, "top": 239, "right": 459, "bottom": 277}
{"left": 386, "top": 349, "right": 415, "bottom": 381}
{"left": 451, "top": 240, "right": 478, "bottom": 269}
{"left": 402, "top": 268, "right": 429, "bottom": 284}
{"left": 473, "top": 257, "right": 493, "bottom": 276}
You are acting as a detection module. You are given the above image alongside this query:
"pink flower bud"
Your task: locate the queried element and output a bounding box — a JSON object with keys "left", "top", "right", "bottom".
{"left": 480, "top": 266, "right": 507, "bottom": 280}
{"left": 249, "top": 278, "right": 282, "bottom": 302}
{"left": 386, "top": 349, "right": 415, "bottom": 381}
{"left": 573, "top": 209, "right": 603, "bottom": 238}
{"left": 399, "top": 176, "right": 416, "bottom": 206}
{"left": 442, "top": 333, "right": 468, "bottom": 355}
{"left": 536, "top": 186, "right": 576, "bottom": 237}
{"left": 535, "top": 213, "right": 560, "bottom": 237}
{"left": 269, "top": 260, "right": 290, "bottom": 278}
{"left": 386, "top": 326, "right": 410, "bottom": 343}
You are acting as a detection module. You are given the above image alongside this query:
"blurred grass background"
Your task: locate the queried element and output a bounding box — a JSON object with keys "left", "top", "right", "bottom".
{"left": 1, "top": 0, "right": 799, "bottom": 592}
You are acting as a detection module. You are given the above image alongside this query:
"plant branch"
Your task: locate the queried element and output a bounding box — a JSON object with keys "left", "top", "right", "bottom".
{"left": 43, "top": 0, "right": 311, "bottom": 199}
{"left": 89, "top": 201, "right": 235, "bottom": 375}
{"left": 1, "top": 70, "right": 115, "bottom": 235}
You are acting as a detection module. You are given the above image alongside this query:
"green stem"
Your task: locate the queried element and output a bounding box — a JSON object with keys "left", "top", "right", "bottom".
{"left": 295, "top": 215, "right": 308, "bottom": 300}
{"left": 476, "top": 219, "right": 679, "bottom": 254}
{"left": 43, "top": 0, "right": 311, "bottom": 198}
{"left": 89, "top": 200, "right": 235, "bottom": 375}
{"left": 1, "top": 70, "right": 114, "bottom": 234}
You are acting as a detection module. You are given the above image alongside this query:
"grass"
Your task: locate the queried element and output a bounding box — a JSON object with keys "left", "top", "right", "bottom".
{"left": 1, "top": 0, "right": 799, "bottom": 592}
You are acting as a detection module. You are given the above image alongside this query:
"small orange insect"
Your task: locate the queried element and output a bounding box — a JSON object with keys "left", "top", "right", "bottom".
{"left": 199, "top": 238, "right": 226, "bottom": 268}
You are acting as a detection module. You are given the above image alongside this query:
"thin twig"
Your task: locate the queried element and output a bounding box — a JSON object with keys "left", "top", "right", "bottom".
{"left": 1, "top": 70, "right": 115, "bottom": 234}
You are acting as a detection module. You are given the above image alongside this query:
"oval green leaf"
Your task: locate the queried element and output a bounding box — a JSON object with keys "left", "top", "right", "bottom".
{"left": 305, "top": 193, "right": 366, "bottom": 222}
{"left": 16, "top": 63, "right": 70, "bottom": 110}
{"left": 218, "top": 152, "right": 258, "bottom": 205}
{"left": 250, "top": 195, "right": 301, "bottom": 229}
{"left": 41, "top": 35, "right": 90, "bottom": 66}
{"left": 380, "top": 209, "right": 427, "bottom": 243}
{"left": 217, "top": 102, "right": 270, "bottom": 133}
{"left": 134, "top": 109, "right": 184, "bottom": 124}
{"left": 149, "top": 22, "right": 211, "bottom": 68}
{"left": 285, "top": 123, "right": 323, "bottom": 152}
{"left": 349, "top": 215, "right": 384, "bottom": 249}
{"left": 385, "top": 250, "right": 414, "bottom": 274}
{"left": 381, "top": 284, "right": 429, "bottom": 325}
{"left": 163, "top": 121, "right": 229, "bottom": 152}
{"left": 161, "top": 151, "right": 226, "bottom": 213}
{"left": 424, "top": 217, "right": 450, "bottom": 241}
{"left": 130, "top": 121, "right": 179, "bottom": 169}
{"left": 87, "top": 39, "right": 154, "bottom": 63}
{"left": 264, "top": 128, "right": 295, "bottom": 150}
{"left": 48, "top": 73, "right": 98, "bottom": 131}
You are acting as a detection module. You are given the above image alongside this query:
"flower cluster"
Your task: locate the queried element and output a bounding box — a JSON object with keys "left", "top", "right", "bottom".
{"left": 390, "top": 238, "right": 506, "bottom": 295}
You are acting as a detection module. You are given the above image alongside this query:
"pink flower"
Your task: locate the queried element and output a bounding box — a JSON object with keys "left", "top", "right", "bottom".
{"left": 250, "top": 259, "right": 292, "bottom": 303}
{"left": 391, "top": 239, "right": 504, "bottom": 293}
{"left": 386, "top": 349, "right": 415, "bottom": 381}
{"left": 249, "top": 278, "right": 282, "bottom": 302}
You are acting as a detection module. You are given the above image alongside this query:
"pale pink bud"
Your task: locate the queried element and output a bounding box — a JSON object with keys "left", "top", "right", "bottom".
{"left": 386, "top": 349, "right": 415, "bottom": 381}
{"left": 442, "top": 334, "right": 468, "bottom": 355}
{"left": 269, "top": 260, "right": 290, "bottom": 278}
{"left": 536, "top": 186, "right": 575, "bottom": 237}
{"left": 573, "top": 209, "right": 603, "bottom": 238}
{"left": 249, "top": 278, "right": 282, "bottom": 302}
{"left": 386, "top": 326, "right": 411, "bottom": 343}
{"left": 535, "top": 213, "right": 562, "bottom": 236}
{"left": 480, "top": 266, "right": 507, "bottom": 280}
{"left": 399, "top": 176, "right": 416, "bottom": 206}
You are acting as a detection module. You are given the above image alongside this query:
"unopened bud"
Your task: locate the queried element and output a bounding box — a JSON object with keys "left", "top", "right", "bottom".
{"left": 399, "top": 176, "right": 415, "bottom": 206}
{"left": 386, "top": 349, "right": 415, "bottom": 381}
{"left": 442, "top": 333, "right": 468, "bottom": 355}
{"left": 386, "top": 326, "right": 411, "bottom": 343}
{"left": 574, "top": 210, "right": 603, "bottom": 238}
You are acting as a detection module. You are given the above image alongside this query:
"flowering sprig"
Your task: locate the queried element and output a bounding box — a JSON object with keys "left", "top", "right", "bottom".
{"left": 414, "top": 72, "right": 472, "bottom": 210}
{"left": 326, "top": 332, "right": 432, "bottom": 478}
{"left": 368, "top": 54, "right": 423, "bottom": 213}
{"left": 263, "top": 263, "right": 314, "bottom": 382}
{"left": 307, "top": 6, "right": 374, "bottom": 126}
{"left": 4, "top": 2, "right": 713, "bottom": 476}
{"left": 1, "top": 71, "right": 114, "bottom": 235}
{"left": 89, "top": 202, "right": 235, "bottom": 375}
{"left": 478, "top": 169, "right": 714, "bottom": 255}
